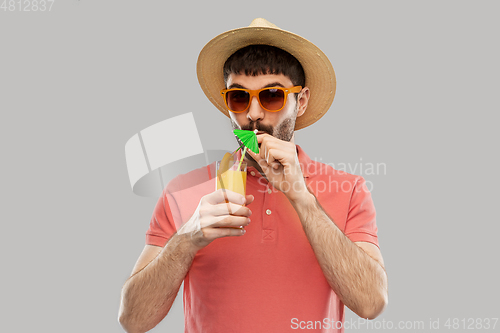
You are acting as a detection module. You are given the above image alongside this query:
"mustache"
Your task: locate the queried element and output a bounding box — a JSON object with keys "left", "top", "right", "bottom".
{"left": 240, "top": 121, "right": 273, "bottom": 135}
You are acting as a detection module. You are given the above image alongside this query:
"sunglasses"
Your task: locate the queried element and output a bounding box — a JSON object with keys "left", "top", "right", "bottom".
{"left": 220, "top": 86, "right": 302, "bottom": 113}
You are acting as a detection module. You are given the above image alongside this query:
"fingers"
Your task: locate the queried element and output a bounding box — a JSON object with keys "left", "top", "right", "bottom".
{"left": 198, "top": 191, "right": 254, "bottom": 229}
{"left": 245, "top": 194, "right": 255, "bottom": 205}
{"left": 264, "top": 148, "right": 287, "bottom": 169}
{"left": 187, "top": 191, "right": 253, "bottom": 249}
{"left": 263, "top": 146, "right": 277, "bottom": 167}
{"left": 188, "top": 184, "right": 257, "bottom": 247}
{"left": 207, "top": 202, "right": 252, "bottom": 217}
{"left": 247, "top": 145, "right": 273, "bottom": 174}
{"left": 255, "top": 134, "right": 294, "bottom": 168}
{"left": 206, "top": 214, "right": 251, "bottom": 229}
{"left": 205, "top": 189, "right": 247, "bottom": 205}
{"left": 198, "top": 214, "right": 250, "bottom": 234}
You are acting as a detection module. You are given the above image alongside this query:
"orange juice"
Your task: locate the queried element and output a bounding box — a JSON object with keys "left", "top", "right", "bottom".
{"left": 215, "top": 159, "right": 247, "bottom": 229}
{"left": 216, "top": 169, "right": 247, "bottom": 197}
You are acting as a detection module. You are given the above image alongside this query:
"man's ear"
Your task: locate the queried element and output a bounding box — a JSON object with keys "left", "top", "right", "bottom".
{"left": 296, "top": 87, "right": 310, "bottom": 118}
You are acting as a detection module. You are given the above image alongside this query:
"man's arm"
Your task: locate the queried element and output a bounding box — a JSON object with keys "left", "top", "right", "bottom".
{"left": 118, "top": 233, "right": 197, "bottom": 333}
{"left": 246, "top": 134, "right": 388, "bottom": 318}
{"left": 118, "top": 190, "right": 253, "bottom": 333}
{"left": 290, "top": 192, "right": 388, "bottom": 319}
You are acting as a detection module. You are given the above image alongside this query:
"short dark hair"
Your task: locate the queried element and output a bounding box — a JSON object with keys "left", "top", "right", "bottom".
{"left": 223, "top": 45, "right": 305, "bottom": 88}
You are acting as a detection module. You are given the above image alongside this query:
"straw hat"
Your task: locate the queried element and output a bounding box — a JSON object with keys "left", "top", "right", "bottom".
{"left": 197, "top": 18, "right": 336, "bottom": 130}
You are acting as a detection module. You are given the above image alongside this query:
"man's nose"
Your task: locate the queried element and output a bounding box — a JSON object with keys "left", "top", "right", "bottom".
{"left": 247, "top": 96, "right": 265, "bottom": 122}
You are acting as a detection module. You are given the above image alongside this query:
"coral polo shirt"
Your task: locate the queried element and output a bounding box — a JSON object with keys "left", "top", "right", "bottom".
{"left": 146, "top": 145, "right": 379, "bottom": 333}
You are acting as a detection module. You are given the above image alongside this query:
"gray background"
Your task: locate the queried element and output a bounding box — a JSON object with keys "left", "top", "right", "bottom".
{"left": 1, "top": 0, "right": 499, "bottom": 332}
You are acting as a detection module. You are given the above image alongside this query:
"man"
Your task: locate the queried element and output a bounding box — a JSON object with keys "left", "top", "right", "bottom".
{"left": 119, "top": 18, "right": 388, "bottom": 333}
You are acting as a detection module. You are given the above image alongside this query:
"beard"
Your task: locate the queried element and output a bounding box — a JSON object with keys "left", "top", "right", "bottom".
{"left": 272, "top": 117, "right": 296, "bottom": 142}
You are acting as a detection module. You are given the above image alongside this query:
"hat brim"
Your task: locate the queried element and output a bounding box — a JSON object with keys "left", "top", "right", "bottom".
{"left": 197, "top": 26, "right": 336, "bottom": 130}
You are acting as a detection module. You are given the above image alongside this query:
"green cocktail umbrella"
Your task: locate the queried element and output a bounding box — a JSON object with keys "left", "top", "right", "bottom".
{"left": 233, "top": 129, "right": 259, "bottom": 170}
{"left": 233, "top": 129, "right": 260, "bottom": 154}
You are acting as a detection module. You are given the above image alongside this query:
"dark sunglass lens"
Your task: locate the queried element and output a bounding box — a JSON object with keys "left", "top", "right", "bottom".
{"left": 227, "top": 90, "right": 250, "bottom": 112}
{"left": 259, "top": 88, "right": 285, "bottom": 110}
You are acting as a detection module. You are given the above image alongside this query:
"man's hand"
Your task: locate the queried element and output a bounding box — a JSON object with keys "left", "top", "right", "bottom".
{"left": 177, "top": 189, "right": 254, "bottom": 251}
{"left": 247, "top": 134, "right": 309, "bottom": 203}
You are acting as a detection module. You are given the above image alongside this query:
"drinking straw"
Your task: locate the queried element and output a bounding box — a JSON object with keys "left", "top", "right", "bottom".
{"left": 237, "top": 146, "right": 247, "bottom": 171}
{"left": 231, "top": 143, "right": 245, "bottom": 157}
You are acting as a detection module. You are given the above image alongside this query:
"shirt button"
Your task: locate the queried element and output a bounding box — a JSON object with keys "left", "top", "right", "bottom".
{"left": 250, "top": 171, "right": 256, "bottom": 176}
{"left": 266, "top": 209, "right": 272, "bottom": 215}
{"left": 267, "top": 188, "right": 272, "bottom": 194}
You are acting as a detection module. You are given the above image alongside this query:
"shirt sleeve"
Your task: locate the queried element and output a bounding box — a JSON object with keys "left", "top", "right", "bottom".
{"left": 145, "top": 188, "right": 178, "bottom": 247}
{"left": 343, "top": 176, "right": 379, "bottom": 248}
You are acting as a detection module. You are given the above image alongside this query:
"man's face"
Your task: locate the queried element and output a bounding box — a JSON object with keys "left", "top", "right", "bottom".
{"left": 226, "top": 73, "right": 307, "bottom": 143}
